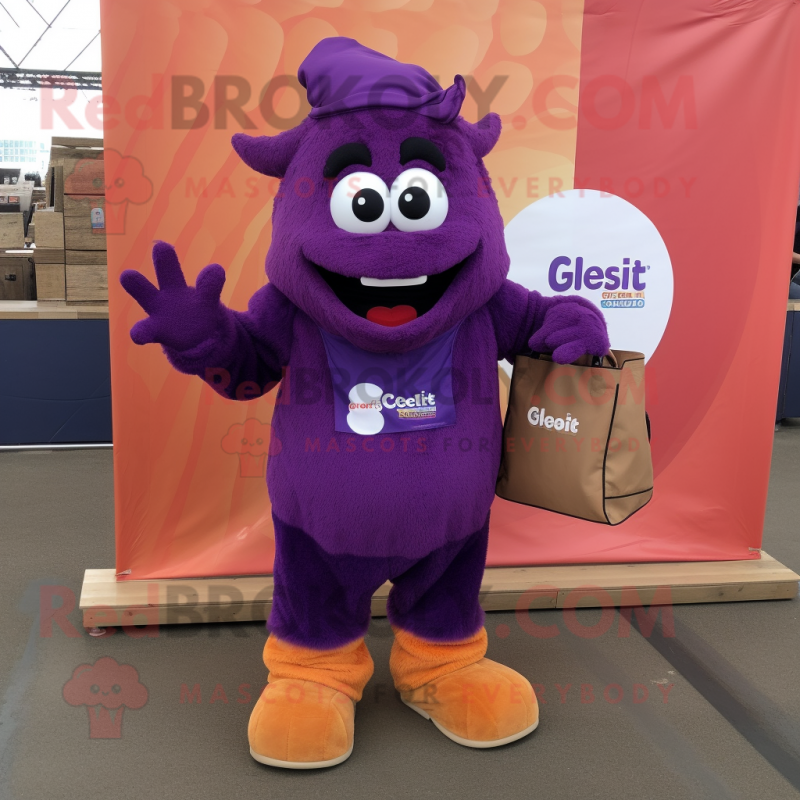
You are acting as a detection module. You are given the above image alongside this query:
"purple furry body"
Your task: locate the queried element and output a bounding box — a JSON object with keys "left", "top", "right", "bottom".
{"left": 270, "top": 513, "right": 489, "bottom": 648}
{"left": 122, "top": 92, "right": 609, "bottom": 645}
{"left": 164, "top": 273, "right": 599, "bottom": 561}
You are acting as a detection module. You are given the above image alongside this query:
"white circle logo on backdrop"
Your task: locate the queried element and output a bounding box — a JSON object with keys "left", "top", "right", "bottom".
{"left": 504, "top": 189, "right": 673, "bottom": 363}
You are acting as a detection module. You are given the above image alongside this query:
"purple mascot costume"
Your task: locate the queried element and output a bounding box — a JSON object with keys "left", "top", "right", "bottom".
{"left": 122, "top": 38, "right": 609, "bottom": 768}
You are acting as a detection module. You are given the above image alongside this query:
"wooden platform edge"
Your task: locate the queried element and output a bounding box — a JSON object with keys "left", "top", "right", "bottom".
{"left": 79, "top": 552, "right": 800, "bottom": 628}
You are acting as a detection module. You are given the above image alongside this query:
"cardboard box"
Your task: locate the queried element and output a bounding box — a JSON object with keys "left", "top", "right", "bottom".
{"left": 0, "top": 214, "right": 24, "bottom": 249}
{"left": 65, "top": 215, "right": 106, "bottom": 250}
{"left": 66, "top": 249, "right": 106, "bottom": 265}
{"left": 63, "top": 195, "right": 105, "bottom": 217}
{"left": 35, "top": 262, "right": 66, "bottom": 300}
{"left": 32, "top": 248, "right": 66, "bottom": 263}
{"left": 50, "top": 146, "right": 104, "bottom": 196}
{"left": 46, "top": 165, "right": 64, "bottom": 211}
{"left": 66, "top": 264, "right": 108, "bottom": 302}
{"left": 33, "top": 210, "right": 65, "bottom": 249}
{"left": 0, "top": 253, "right": 36, "bottom": 300}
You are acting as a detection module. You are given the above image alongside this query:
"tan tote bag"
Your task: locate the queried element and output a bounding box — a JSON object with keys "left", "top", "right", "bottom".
{"left": 496, "top": 350, "right": 653, "bottom": 525}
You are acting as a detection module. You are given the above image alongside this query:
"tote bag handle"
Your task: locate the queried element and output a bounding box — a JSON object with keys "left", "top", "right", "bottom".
{"left": 526, "top": 351, "right": 618, "bottom": 368}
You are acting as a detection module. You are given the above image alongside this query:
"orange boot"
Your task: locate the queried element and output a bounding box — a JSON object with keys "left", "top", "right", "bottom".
{"left": 390, "top": 627, "right": 539, "bottom": 748}
{"left": 248, "top": 635, "right": 373, "bottom": 769}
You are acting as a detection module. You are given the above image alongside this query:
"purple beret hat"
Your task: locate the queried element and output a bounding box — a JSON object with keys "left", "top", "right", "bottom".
{"left": 298, "top": 37, "right": 466, "bottom": 123}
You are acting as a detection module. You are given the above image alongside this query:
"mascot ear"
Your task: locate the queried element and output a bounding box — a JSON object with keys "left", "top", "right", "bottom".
{"left": 464, "top": 113, "right": 502, "bottom": 159}
{"left": 231, "top": 125, "right": 306, "bottom": 178}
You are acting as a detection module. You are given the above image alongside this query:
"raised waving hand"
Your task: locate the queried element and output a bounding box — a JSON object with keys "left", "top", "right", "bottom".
{"left": 120, "top": 241, "right": 228, "bottom": 353}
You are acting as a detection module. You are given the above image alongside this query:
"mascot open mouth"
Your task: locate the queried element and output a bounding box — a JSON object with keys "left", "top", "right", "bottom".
{"left": 316, "top": 260, "right": 465, "bottom": 327}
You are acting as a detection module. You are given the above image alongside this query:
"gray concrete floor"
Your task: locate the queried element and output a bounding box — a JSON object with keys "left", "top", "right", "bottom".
{"left": 1, "top": 424, "right": 799, "bottom": 800}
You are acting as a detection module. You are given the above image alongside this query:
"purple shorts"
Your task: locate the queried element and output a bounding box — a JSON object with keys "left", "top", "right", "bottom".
{"left": 268, "top": 513, "right": 489, "bottom": 649}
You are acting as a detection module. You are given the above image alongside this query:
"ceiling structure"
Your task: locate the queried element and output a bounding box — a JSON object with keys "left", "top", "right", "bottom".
{"left": 0, "top": 66, "right": 100, "bottom": 88}
{"left": 0, "top": 0, "right": 101, "bottom": 87}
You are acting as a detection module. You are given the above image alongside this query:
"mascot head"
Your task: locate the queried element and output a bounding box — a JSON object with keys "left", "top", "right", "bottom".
{"left": 233, "top": 37, "right": 508, "bottom": 353}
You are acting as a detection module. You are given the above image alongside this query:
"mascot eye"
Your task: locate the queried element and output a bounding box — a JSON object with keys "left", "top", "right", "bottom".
{"left": 330, "top": 171, "right": 390, "bottom": 234}
{"left": 390, "top": 168, "right": 448, "bottom": 232}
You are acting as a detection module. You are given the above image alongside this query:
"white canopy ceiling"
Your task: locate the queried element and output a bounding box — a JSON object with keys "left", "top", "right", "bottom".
{"left": 0, "top": 0, "right": 100, "bottom": 72}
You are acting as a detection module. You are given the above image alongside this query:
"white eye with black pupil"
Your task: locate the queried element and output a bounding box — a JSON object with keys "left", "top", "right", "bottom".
{"left": 352, "top": 189, "right": 384, "bottom": 222}
{"left": 391, "top": 168, "right": 448, "bottom": 232}
{"left": 330, "top": 171, "right": 390, "bottom": 233}
{"left": 399, "top": 187, "right": 430, "bottom": 220}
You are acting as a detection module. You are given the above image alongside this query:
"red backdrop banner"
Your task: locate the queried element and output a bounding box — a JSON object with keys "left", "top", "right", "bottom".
{"left": 100, "top": 0, "right": 800, "bottom": 579}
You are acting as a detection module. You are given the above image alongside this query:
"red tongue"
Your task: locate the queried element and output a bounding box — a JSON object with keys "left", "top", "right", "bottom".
{"left": 366, "top": 305, "right": 418, "bottom": 327}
